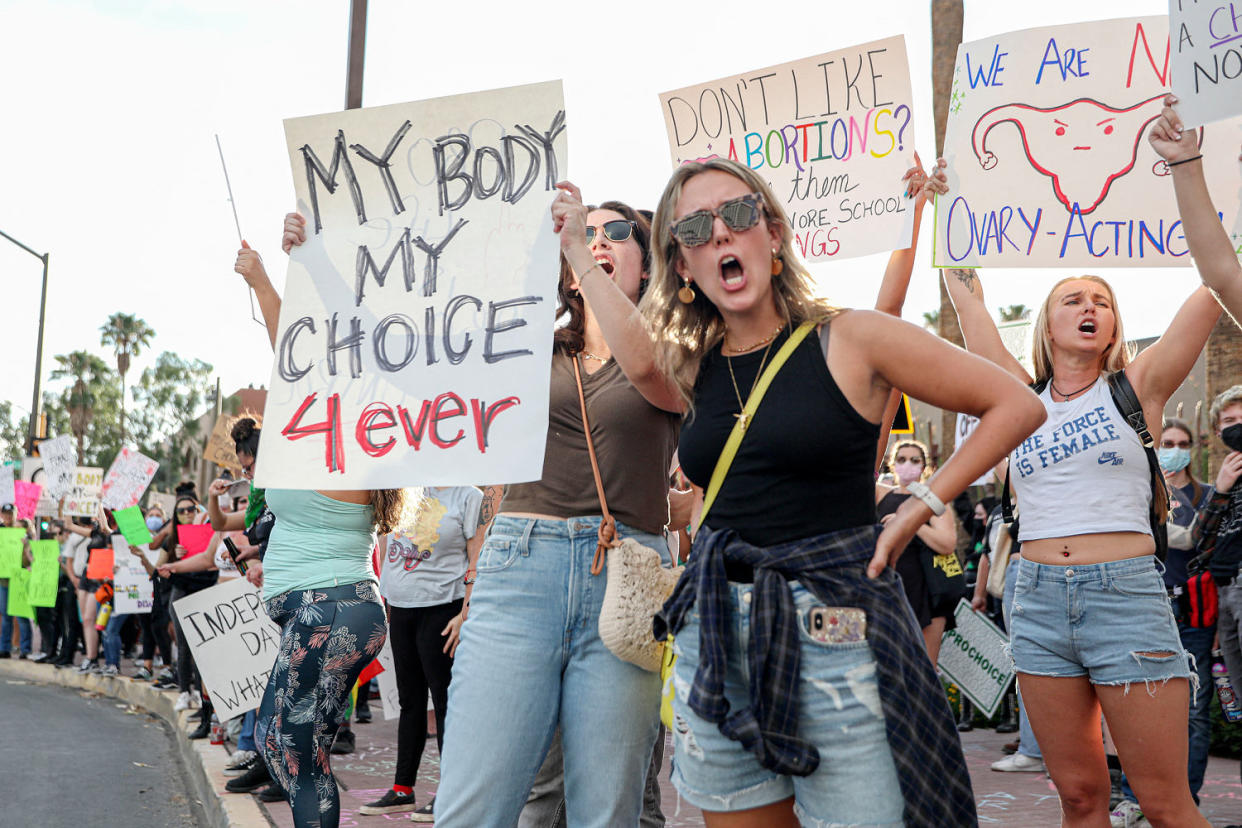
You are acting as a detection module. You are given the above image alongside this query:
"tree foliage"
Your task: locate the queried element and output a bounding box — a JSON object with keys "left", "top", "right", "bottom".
{"left": 130, "top": 351, "right": 214, "bottom": 491}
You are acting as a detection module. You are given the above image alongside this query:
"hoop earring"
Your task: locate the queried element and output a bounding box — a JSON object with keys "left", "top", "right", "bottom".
{"left": 771, "top": 251, "right": 784, "bottom": 277}
{"left": 678, "top": 279, "right": 696, "bottom": 304}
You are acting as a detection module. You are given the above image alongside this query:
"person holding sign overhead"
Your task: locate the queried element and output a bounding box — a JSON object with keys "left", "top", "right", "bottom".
{"left": 926, "top": 124, "right": 1222, "bottom": 824}
{"left": 550, "top": 158, "right": 1043, "bottom": 827}
{"left": 235, "top": 236, "right": 409, "bottom": 828}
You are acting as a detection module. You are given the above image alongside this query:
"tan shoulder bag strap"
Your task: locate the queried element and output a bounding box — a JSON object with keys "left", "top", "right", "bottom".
{"left": 572, "top": 355, "right": 617, "bottom": 575}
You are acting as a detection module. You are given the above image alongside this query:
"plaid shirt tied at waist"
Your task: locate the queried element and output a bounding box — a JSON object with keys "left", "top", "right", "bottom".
{"left": 654, "top": 524, "right": 977, "bottom": 827}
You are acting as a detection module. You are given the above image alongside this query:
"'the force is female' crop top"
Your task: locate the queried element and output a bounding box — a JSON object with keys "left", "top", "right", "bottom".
{"left": 1010, "top": 376, "right": 1151, "bottom": 542}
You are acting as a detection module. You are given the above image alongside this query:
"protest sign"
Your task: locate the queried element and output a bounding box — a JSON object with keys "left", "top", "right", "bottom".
{"left": 20, "top": 458, "right": 60, "bottom": 516}
{"left": 86, "top": 546, "right": 114, "bottom": 581}
{"left": 146, "top": 491, "right": 176, "bottom": 518}
{"left": 112, "top": 538, "right": 153, "bottom": 614}
{"left": 938, "top": 599, "right": 1014, "bottom": 717}
{"left": 14, "top": 480, "right": 42, "bottom": 521}
{"left": 0, "top": 527, "right": 24, "bottom": 579}
{"left": 101, "top": 448, "right": 159, "bottom": 509}
{"left": 934, "top": 16, "right": 1242, "bottom": 267}
{"left": 0, "top": 465, "right": 14, "bottom": 507}
{"left": 1171, "top": 0, "right": 1242, "bottom": 127}
{"left": 659, "top": 36, "right": 916, "bottom": 262}
{"left": 39, "top": 435, "right": 77, "bottom": 499}
{"left": 256, "top": 81, "right": 566, "bottom": 491}
{"left": 7, "top": 567, "right": 35, "bottom": 620}
{"left": 63, "top": 467, "right": 104, "bottom": 518}
{"left": 178, "top": 524, "right": 214, "bottom": 557}
{"left": 173, "top": 578, "right": 283, "bottom": 716}
{"left": 27, "top": 539, "right": 60, "bottom": 608}
{"left": 113, "top": 505, "right": 153, "bottom": 546}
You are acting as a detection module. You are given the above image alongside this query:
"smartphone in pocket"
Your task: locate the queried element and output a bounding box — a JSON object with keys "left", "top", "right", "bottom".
{"left": 806, "top": 607, "right": 866, "bottom": 644}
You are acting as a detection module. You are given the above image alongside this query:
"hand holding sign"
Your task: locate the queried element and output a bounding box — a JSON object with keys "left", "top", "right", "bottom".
{"left": 1147, "top": 95, "right": 1204, "bottom": 164}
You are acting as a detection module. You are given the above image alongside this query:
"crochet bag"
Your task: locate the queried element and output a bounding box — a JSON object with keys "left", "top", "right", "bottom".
{"left": 572, "top": 356, "right": 683, "bottom": 673}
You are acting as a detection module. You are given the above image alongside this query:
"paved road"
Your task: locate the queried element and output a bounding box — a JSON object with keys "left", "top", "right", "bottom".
{"left": 0, "top": 676, "right": 205, "bottom": 828}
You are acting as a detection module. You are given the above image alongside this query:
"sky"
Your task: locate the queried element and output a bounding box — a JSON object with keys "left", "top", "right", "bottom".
{"left": 0, "top": 0, "right": 1198, "bottom": 431}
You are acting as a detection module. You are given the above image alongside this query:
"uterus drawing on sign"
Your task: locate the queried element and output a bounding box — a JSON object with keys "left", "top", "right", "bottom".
{"left": 970, "top": 94, "right": 1167, "bottom": 215}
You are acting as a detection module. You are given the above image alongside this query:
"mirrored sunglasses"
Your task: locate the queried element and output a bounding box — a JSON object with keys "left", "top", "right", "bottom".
{"left": 670, "top": 193, "right": 763, "bottom": 248}
{"left": 585, "top": 220, "right": 635, "bottom": 244}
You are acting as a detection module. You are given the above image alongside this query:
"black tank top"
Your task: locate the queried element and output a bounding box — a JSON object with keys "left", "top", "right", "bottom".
{"left": 679, "top": 322, "right": 879, "bottom": 547}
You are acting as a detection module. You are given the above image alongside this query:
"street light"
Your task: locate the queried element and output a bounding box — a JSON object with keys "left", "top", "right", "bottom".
{"left": 0, "top": 228, "right": 50, "bottom": 456}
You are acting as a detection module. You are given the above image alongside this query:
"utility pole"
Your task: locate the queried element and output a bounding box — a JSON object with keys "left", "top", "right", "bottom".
{"left": 345, "top": 0, "right": 367, "bottom": 110}
{"left": 0, "top": 228, "right": 50, "bottom": 456}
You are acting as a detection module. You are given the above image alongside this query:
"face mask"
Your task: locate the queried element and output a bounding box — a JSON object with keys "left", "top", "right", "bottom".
{"left": 1224, "top": 424, "right": 1242, "bottom": 453}
{"left": 895, "top": 464, "right": 923, "bottom": 486}
{"left": 1157, "top": 447, "right": 1191, "bottom": 473}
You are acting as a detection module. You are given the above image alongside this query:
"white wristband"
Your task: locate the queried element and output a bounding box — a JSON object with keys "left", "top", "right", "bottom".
{"left": 907, "top": 481, "right": 946, "bottom": 516}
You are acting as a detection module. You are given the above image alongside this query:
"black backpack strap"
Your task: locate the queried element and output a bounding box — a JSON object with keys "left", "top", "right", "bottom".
{"left": 1002, "top": 378, "right": 1049, "bottom": 524}
{"left": 1106, "top": 370, "right": 1170, "bottom": 560}
{"left": 1106, "top": 370, "right": 1154, "bottom": 448}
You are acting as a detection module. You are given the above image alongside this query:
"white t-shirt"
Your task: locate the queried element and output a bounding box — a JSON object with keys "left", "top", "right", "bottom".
{"left": 379, "top": 486, "right": 484, "bottom": 608}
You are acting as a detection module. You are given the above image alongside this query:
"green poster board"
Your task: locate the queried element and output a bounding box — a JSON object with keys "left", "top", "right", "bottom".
{"left": 0, "top": 527, "right": 25, "bottom": 579}
{"left": 7, "top": 566, "right": 35, "bottom": 620}
{"left": 27, "top": 540, "right": 60, "bottom": 608}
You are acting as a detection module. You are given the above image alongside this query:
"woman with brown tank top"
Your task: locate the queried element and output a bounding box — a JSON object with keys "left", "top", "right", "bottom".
{"left": 433, "top": 201, "right": 680, "bottom": 827}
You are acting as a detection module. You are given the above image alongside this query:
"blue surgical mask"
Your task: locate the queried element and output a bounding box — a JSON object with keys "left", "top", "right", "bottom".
{"left": 1157, "top": 446, "right": 1191, "bottom": 473}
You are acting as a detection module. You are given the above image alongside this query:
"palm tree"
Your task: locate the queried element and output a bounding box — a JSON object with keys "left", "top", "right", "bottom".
{"left": 923, "top": 310, "right": 941, "bottom": 330}
{"left": 999, "top": 304, "right": 1031, "bottom": 322}
{"left": 50, "top": 351, "right": 110, "bottom": 463}
{"left": 100, "top": 313, "right": 155, "bottom": 445}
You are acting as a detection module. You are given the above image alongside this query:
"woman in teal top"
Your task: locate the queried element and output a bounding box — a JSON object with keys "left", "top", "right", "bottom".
{"left": 235, "top": 239, "right": 407, "bottom": 828}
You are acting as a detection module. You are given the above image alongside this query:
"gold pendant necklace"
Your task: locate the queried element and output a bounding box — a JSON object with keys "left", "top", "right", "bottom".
{"left": 580, "top": 351, "right": 609, "bottom": 364}
{"left": 726, "top": 335, "right": 778, "bottom": 431}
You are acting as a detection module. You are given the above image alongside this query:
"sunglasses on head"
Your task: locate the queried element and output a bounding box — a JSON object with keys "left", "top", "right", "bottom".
{"left": 670, "top": 193, "right": 763, "bottom": 248}
{"left": 585, "top": 220, "right": 635, "bottom": 244}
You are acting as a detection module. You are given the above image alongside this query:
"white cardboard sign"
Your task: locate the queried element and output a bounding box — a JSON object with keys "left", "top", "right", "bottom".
{"left": 112, "top": 537, "right": 153, "bottom": 615}
{"left": 40, "top": 435, "right": 77, "bottom": 500}
{"left": 659, "top": 35, "right": 917, "bottom": 262}
{"left": 934, "top": 16, "right": 1242, "bottom": 267}
{"left": 257, "top": 81, "right": 565, "bottom": 490}
{"left": 173, "top": 578, "right": 283, "bottom": 717}
{"left": 1170, "top": 0, "right": 1242, "bottom": 128}
{"left": 62, "top": 466, "right": 103, "bottom": 518}
{"left": 100, "top": 447, "right": 159, "bottom": 510}
{"left": 937, "top": 599, "right": 1014, "bottom": 718}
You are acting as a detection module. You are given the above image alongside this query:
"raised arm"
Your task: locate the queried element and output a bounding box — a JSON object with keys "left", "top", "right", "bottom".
{"left": 874, "top": 153, "right": 929, "bottom": 316}
{"left": 206, "top": 478, "right": 245, "bottom": 532}
{"left": 1149, "top": 95, "right": 1242, "bottom": 320}
{"left": 235, "top": 239, "right": 282, "bottom": 349}
{"left": 925, "top": 161, "right": 1031, "bottom": 383}
{"left": 551, "top": 182, "right": 685, "bottom": 413}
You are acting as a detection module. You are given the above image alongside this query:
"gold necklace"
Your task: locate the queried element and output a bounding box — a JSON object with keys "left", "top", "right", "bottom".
{"left": 580, "top": 351, "right": 609, "bottom": 364}
{"left": 725, "top": 336, "right": 778, "bottom": 432}
{"left": 723, "top": 323, "right": 785, "bottom": 354}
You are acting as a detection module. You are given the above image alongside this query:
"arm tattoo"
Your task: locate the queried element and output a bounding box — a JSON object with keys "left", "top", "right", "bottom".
{"left": 952, "top": 269, "right": 978, "bottom": 294}
{"left": 478, "top": 485, "right": 505, "bottom": 527}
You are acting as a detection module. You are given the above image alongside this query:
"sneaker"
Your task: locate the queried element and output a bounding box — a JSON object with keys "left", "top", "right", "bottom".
{"left": 1110, "top": 799, "right": 1147, "bottom": 827}
{"left": 226, "top": 762, "right": 272, "bottom": 794}
{"left": 355, "top": 704, "right": 373, "bottom": 724}
{"left": 410, "top": 797, "right": 435, "bottom": 822}
{"left": 223, "top": 750, "right": 259, "bottom": 777}
{"left": 100, "top": 664, "right": 119, "bottom": 677}
{"left": 153, "top": 676, "right": 178, "bottom": 690}
{"left": 74, "top": 659, "right": 96, "bottom": 674}
{"left": 0, "top": 651, "right": 10, "bottom": 659}
{"left": 153, "top": 654, "right": 164, "bottom": 668}
{"left": 132, "top": 665, "right": 153, "bottom": 681}
{"left": 358, "top": 789, "right": 417, "bottom": 815}
{"left": 187, "top": 716, "right": 212, "bottom": 740}
{"left": 330, "top": 728, "right": 356, "bottom": 755}
{"left": 174, "top": 691, "right": 200, "bottom": 712}
{"left": 156, "top": 666, "right": 174, "bottom": 682}
{"left": 991, "top": 752, "right": 1045, "bottom": 772}
{"left": 15, "top": 652, "right": 28, "bottom": 660}
{"left": 30, "top": 652, "right": 49, "bottom": 663}
{"left": 256, "top": 782, "right": 286, "bottom": 803}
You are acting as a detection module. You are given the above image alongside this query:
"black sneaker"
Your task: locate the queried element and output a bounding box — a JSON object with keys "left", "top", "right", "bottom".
{"left": 187, "top": 717, "right": 212, "bottom": 740}
{"left": 330, "top": 728, "right": 356, "bottom": 755}
{"left": 354, "top": 704, "right": 372, "bottom": 724}
{"left": 358, "top": 789, "right": 417, "bottom": 815}
{"left": 152, "top": 676, "right": 178, "bottom": 690}
{"left": 0, "top": 652, "right": 11, "bottom": 659}
{"left": 410, "top": 797, "right": 435, "bottom": 823}
{"left": 225, "top": 762, "right": 272, "bottom": 794}
{"left": 256, "top": 782, "right": 286, "bottom": 803}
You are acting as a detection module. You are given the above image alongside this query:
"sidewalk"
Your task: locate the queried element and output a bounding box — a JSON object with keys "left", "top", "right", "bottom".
{"left": 6, "top": 654, "right": 1242, "bottom": 826}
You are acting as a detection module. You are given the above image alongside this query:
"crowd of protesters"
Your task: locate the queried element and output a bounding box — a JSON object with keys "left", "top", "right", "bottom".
{"left": 7, "top": 91, "right": 1242, "bottom": 828}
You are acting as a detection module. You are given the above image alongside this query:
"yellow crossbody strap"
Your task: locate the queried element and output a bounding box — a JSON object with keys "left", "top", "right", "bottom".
{"left": 696, "top": 321, "right": 815, "bottom": 531}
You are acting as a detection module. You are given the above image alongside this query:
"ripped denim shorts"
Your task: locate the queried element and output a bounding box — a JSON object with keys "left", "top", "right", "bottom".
{"left": 1009, "top": 555, "right": 1194, "bottom": 692}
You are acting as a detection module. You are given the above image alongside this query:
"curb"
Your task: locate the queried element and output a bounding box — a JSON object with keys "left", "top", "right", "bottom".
{"left": 0, "top": 659, "right": 271, "bottom": 828}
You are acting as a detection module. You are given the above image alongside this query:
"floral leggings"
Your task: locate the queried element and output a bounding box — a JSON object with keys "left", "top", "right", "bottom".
{"left": 259, "top": 581, "right": 386, "bottom": 828}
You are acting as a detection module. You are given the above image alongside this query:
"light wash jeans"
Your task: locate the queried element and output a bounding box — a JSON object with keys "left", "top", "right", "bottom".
{"left": 0, "top": 583, "right": 33, "bottom": 654}
{"left": 436, "top": 516, "right": 667, "bottom": 828}
{"left": 1003, "top": 557, "right": 1042, "bottom": 760}
{"left": 102, "top": 612, "right": 130, "bottom": 668}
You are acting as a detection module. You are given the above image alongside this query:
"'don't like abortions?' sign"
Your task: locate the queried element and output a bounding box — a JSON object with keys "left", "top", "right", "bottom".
{"left": 257, "top": 81, "right": 566, "bottom": 490}
{"left": 659, "top": 36, "right": 917, "bottom": 262}
{"left": 173, "top": 578, "right": 283, "bottom": 717}
{"left": 934, "top": 16, "right": 1242, "bottom": 268}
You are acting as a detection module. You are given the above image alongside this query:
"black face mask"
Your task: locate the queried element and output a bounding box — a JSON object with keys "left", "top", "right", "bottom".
{"left": 1223, "top": 424, "right": 1242, "bottom": 453}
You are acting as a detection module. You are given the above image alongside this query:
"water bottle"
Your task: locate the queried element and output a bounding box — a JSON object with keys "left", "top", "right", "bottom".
{"left": 1212, "top": 649, "right": 1242, "bottom": 723}
{"left": 209, "top": 714, "right": 224, "bottom": 745}
{"left": 95, "top": 601, "right": 112, "bottom": 631}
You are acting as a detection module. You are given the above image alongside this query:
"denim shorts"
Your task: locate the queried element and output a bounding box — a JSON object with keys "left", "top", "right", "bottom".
{"left": 1010, "top": 556, "right": 1193, "bottom": 691}
{"left": 668, "top": 582, "right": 903, "bottom": 828}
